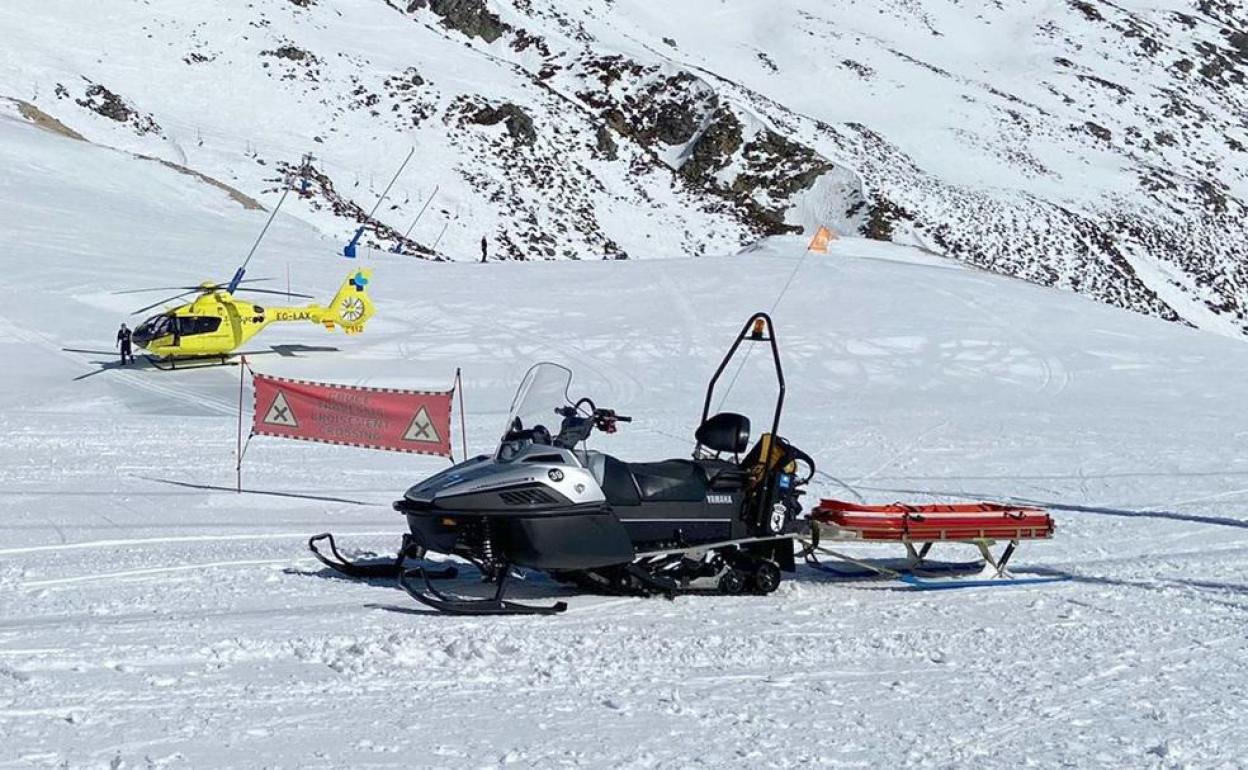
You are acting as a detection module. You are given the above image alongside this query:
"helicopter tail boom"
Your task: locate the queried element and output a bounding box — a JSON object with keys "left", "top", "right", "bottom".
{"left": 248, "top": 270, "right": 374, "bottom": 335}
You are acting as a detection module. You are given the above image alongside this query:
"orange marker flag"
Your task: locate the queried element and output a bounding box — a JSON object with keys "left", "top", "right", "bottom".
{"left": 807, "top": 225, "right": 836, "bottom": 253}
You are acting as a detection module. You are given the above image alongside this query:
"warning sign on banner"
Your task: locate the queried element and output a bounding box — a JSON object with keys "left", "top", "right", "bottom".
{"left": 263, "top": 391, "right": 299, "bottom": 428}
{"left": 251, "top": 373, "right": 454, "bottom": 457}
{"left": 402, "top": 406, "right": 441, "bottom": 444}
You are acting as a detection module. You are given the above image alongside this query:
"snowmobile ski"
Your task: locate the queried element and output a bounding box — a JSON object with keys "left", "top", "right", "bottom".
{"left": 308, "top": 532, "right": 458, "bottom": 580}
{"left": 398, "top": 565, "right": 568, "bottom": 616}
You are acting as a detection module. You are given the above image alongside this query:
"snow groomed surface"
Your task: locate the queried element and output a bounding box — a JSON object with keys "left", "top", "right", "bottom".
{"left": 2, "top": 104, "right": 1248, "bottom": 767}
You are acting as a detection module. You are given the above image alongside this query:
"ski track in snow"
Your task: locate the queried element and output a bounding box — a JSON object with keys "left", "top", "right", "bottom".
{"left": 2, "top": 106, "right": 1248, "bottom": 768}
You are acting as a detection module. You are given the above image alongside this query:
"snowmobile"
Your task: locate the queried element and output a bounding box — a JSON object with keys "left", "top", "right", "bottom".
{"left": 310, "top": 312, "right": 815, "bottom": 615}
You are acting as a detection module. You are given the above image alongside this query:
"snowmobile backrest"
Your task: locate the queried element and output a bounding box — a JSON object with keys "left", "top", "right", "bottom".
{"left": 696, "top": 412, "right": 751, "bottom": 455}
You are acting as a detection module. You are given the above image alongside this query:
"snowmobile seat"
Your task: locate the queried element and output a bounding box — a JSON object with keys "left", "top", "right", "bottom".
{"left": 593, "top": 453, "right": 642, "bottom": 507}
{"left": 697, "top": 458, "right": 748, "bottom": 491}
{"left": 583, "top": 453, "right": 743, "bottom": 504}
{"left": 626, "top": 460, "right": 710, "bottom": 503}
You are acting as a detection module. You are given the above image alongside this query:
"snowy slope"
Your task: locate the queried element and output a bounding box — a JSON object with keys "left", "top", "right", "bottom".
{"left": 4, "top": 99, "right": 1248, "bottom": 767}
{"left": 2, "top": 0, "right": 1246, "bottom": 335}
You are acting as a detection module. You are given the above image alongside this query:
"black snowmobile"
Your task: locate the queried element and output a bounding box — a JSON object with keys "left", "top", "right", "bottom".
{"left": 310, "top": 312, "right": 815, "bottom": 615}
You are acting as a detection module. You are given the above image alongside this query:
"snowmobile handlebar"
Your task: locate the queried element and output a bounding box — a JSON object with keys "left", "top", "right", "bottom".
{"left": 552, "top": 404, "right": 631, "bottom": 445}
{"left": 554, "top": 405, "right": 631, "bottom": 424}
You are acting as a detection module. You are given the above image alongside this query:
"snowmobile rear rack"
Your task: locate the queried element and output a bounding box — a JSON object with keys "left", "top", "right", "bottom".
{"left": 699, "top": 312, "right": 784, "bottom": 440}
{"left": 308, "top": 532, "right": 458, "bottom": 581}
{"left": 697, "top": 312, "right": 800, "bottom": 532}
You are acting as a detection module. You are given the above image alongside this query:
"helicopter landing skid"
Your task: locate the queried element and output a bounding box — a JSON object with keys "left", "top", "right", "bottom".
{"left": 145, "top": 354, "right": 238, "bottom": 371}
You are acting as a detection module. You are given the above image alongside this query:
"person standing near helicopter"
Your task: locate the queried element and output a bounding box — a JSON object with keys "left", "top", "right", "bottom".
{"left": 116, "top": 322, "right": 135, "bottom": 365}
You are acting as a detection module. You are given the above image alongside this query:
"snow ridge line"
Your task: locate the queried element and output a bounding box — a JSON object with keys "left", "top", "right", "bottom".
{"left": 0, "top": 530, "right": 396, "bottom": 557}
{"left": 20, "top": 556, "right": 322, "bottom": 588}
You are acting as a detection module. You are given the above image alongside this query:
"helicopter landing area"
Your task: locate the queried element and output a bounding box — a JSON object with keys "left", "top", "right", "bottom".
{"left": 2, "top": 96, "right": 1248, "bottom": 769}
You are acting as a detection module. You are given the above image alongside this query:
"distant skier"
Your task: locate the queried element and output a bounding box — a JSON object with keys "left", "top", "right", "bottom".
{"left": 480, "top": 236, "right": 488, "bottom": 263}
{"left": 116, "top": 323, "right": 135, "bottom": 366}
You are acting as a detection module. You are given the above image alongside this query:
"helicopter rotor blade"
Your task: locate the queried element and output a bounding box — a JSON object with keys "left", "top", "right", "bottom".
{"left": 131, "top": 290, "right": 200, "bottom": 316}
{"left": 113, "top": 286, "right": 200, "bottom": 296}
{"left": 232, "top": 287, "right": 315, "bottom": 300}
{"left": 114, "top": 278, "right": 273, "bottom": 296}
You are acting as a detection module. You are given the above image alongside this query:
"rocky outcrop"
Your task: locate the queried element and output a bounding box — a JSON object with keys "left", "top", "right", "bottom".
{"left": 408, "top": 0, "right": 507, "bottom": 43}
{"left": 470, "top": 103, "right": 537, "bottom": 146}
{"left": 571, "top": 57, "right": 843, "bottom": 235}
{"left": 64, "top": 82, "right": 160, "bottom": 135}
{"left": 594, "top": 124, "right": 618, "bottom": 160}
{"left": 678, "top": 108, "right": 743, "bottom": 184}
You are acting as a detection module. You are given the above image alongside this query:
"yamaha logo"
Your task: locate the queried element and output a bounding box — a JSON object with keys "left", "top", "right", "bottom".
{"left": 706, "top": 494, "right": 733, "bottom": 505}
{"left": 548, "top": 469, "right": 564, "bottom": 482}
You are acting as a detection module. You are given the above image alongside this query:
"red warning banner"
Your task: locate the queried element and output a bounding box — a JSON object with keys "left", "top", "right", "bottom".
{"left": 252, "top": 373, "right": 453, "bottom": 457}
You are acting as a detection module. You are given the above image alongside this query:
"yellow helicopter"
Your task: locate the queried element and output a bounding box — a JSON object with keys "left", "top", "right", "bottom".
{"left": 107, "top": 185, "right": 379, "bottom": 369}
{"left": 121, "top": 269, "right": 374, "bottom": 368}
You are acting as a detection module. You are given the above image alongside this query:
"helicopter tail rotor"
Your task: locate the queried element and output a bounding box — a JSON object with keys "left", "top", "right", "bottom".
{"left": 324, "top": 269, "right": 374, "bottom": 333}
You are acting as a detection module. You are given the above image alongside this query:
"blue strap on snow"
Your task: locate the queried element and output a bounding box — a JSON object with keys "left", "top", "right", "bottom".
{"left": 805, "top": 559, "right": 984, "bottom": 580}
{"left": 899, "top": 574, "right": 1072, "bottom": 591}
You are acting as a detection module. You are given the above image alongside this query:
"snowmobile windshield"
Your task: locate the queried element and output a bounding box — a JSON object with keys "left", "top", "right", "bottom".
{"left": 497, "top": 362, "right": 574, "bottom": 462}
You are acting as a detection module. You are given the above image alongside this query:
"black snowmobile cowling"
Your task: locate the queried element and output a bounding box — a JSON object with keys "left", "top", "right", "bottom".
{"left": 312, "top": 312, "right": 816, "bottom": 615}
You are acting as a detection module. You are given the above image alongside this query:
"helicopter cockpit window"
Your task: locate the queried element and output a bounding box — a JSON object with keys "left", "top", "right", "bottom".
{"left": 149, "top": 316, "right": 175, "bottom": 337}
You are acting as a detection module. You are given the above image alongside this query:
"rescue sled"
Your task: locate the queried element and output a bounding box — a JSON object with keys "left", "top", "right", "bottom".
{"left": 802, "top": 499, "right": 1062, "bottom": 589}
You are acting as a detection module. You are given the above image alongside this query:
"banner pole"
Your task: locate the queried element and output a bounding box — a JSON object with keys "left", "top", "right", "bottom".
{"left": 237, "top": 355, "right": 245, "bottom": 493}
{"left": 456, "top": 368, "right": 468, "bottom": 462}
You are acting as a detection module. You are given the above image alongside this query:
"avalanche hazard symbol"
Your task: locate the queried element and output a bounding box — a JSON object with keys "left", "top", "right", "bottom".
{"left": 402, "top": 406, "right": 440, "bottom": 444}
{"left": 263, "top": 391, "right": 299, "bottom": 428}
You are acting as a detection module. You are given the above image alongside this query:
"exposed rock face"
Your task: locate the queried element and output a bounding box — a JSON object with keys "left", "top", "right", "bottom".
{"left": 70, "top": 83, "right": 160, "bottom": 135}
{"left": 862, "top": 196, "right": 914, "bottom": 242}
{"left": 571, "top": 56, "right": 846, "bottom": 236}
{"left": 678, "top": 108, "right": 743, "bottom": 185}
{"left": 470, "top": 103, "right": 537, "bottom": 146}
{"left": 409, "top": 0, "right": 507, "bottom": 43}
{"left": 267, "top": 45, "right": 308, "bottom": 61}
{"left": 259, "top": 44, "right": 323, "bottom": 82}
{"left": 594, "top": 124, "right": 618, "bottom": 160}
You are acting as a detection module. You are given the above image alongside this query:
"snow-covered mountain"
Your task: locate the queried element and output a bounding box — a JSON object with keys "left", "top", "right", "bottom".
{"left": 2, "top": 0, "right": 1247, "bottom": 334}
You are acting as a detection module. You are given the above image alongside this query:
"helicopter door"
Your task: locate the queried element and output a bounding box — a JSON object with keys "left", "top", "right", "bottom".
{"left": 177, "top": 316, "right": 223, "bottom": 345}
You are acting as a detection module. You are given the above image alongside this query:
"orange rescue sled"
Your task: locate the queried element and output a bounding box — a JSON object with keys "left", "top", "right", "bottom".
{"left": 805, "top": 499, "right": 1057, "bottom": 585}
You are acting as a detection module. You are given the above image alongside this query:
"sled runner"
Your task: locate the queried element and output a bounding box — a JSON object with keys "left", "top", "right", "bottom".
{"left": 803, "top": 499, "right": 1061, "bottom": 588}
